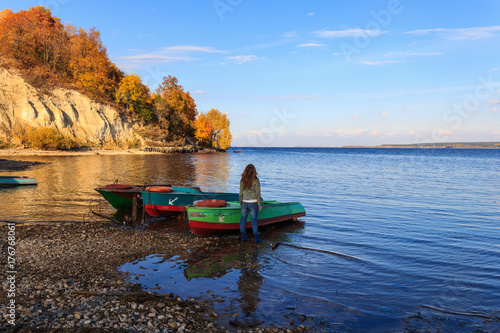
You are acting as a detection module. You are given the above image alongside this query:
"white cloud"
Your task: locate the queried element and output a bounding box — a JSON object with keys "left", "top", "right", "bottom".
{"left": 282, "top": 31, "right": 299, "bottom": 38}
{"left": 263, "top": 95, "right": 323, "bottom": 100}
{"left": 297, "top": 43, "right": 325, "bottom": 48}
{"left": 488, "top": 99, "right": 500, "bottom": 105}
{"left": 489, "top": 67, "right": 500, "bottom": 72}
{"left": 193, "top": 90, "right": 206, "bottom": 94}
{"left": 361, "top": 60, "right": 403, "bottom": 66}
{"left": 492, "top": 107, "right": 499, "bottom": 113}
{"left": 120, "top": 54, "right": 195, "bottom": 62}
{"left": 334, "top": 129, "right": 366, "bottom": 137}
{"left": 160, "top": 45, "right": 226, "bottom": 53}
{"left": 307, "top": 12, "right": 314, "bottom": 16}
{"left": 405, "top": 26, "right": 500, "bottom": 40}
{"left": 314, "top": 28, "right": 388, "bottom": 38}
{"left": 380, "top": 111, "right": 388, "bottom": 117}
{"left": 226, "top": 55, "right": 259, "bottom": 64}
{"left": 385, "top": 51, "right": 443, "bottom": 57}
{"left": 118, "top": 45, "right": 225, "bottom": 67}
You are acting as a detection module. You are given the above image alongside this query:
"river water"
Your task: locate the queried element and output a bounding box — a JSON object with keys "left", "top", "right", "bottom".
{"left": 1, "top": 148, "right": 499, "bottom": 331}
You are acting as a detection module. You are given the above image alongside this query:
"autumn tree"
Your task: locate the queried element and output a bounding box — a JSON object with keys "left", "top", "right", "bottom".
{"left": 67, "top": 25, "right": 123, "bottom": 101}
{"left": 194, "top": 113, "right": 213, "bottom": 147}
{"left": 0, "top": 6, "right": 68, "bottom": 72}
{"left": 206, "top": 108, "right": 232, "bottom": 150}
{"left": 115, "top": 73, "right": 152, "bottom": 121}
{"left": 154, "top": 75, "right": 197, "bottom": 138}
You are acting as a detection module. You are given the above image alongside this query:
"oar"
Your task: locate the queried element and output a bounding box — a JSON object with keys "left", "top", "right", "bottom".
{"left": 271, "top": 241, "right": 358, "bottom": 261}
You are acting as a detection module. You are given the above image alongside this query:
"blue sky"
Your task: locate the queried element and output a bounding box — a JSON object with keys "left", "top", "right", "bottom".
{"left": 4, "top": 0, "right": 500, "bottom": 146}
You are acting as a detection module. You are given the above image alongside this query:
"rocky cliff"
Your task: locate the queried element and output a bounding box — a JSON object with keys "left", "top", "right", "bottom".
{"left": 0, "top": 66, "right": 137, "bottom": 147}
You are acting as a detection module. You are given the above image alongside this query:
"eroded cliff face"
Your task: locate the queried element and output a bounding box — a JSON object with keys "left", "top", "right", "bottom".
{"left": 0, "top": 66, "right": 137, "bottom": 146}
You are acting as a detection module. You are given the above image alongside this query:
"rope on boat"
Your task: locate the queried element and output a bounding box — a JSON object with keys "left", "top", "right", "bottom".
{"left": 271, "top": 241, "right": 359, "bottom": 261}
{"left": 83, "top": 199, "right": 122, "bottom": 225}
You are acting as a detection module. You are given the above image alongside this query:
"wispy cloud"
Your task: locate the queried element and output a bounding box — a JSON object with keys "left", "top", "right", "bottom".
{"left": 314, "top": 28, "right": 388, "bottom": 38}
{"left": 297, "top": 43, "right": 325, "bottom": 48}
{"left": 226, "top": 55, "right": 259, "bottom": 64}
{"left": 361, "top": 60, "right": 403, "bottom": 66}
{"left": 160, "top": 45, "right": 226, "bottom": 53}
{"left": 307, "top": 12, "right": 315, "bottom": 16}
{"left": 263, "top": 95, "right": 323, "bottom": 100}
{"left": 386, "top": 52, "right": 443, "bottom": 57}
{"left": 282, "top": 31, "right": 299, "bottom": 38}
{"left": 488, "top": 99, "right": 500, "bottom": 105}
{"left": 405, "top": 26, "right": 500, "bottom": 40}
{"left": 380, "top": 111, "right": 388, "bottom": 117}
{"left": 118, "top": 45, "right": 225, "bottom": 68}
{"left": 193, "top": 90, "right": 206, "bottom": 94}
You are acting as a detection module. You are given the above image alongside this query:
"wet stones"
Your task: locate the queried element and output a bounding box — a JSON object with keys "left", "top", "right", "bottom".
{"left": 0, "top": 222, "right": 312, "bottom": 332}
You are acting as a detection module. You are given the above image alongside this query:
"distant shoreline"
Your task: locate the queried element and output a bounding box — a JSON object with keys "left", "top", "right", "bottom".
{"left": 344, "top": 142, "right": 500, "bottom": 149}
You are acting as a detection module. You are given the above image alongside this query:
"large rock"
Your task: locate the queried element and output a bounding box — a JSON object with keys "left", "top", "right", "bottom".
{"left": 0, "top": 66, "right": 137, "bottom": 146}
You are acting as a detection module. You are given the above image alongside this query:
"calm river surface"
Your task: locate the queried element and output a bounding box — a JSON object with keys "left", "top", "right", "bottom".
{"left": 1, "top": 148, "right": 499, "bottom": 331}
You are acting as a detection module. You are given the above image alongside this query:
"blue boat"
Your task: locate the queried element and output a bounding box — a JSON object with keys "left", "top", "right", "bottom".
{"left": 0, "top": 176, "right": 38, "bottom": 187}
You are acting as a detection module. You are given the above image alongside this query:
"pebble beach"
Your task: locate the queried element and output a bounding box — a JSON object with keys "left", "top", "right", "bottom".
{"left": 0, "top": 222, "right": 311, "bottom": 332}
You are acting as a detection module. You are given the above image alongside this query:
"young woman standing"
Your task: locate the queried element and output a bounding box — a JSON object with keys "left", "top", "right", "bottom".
{"left": 239, "top": 164, "right": 262, "bottom": 243}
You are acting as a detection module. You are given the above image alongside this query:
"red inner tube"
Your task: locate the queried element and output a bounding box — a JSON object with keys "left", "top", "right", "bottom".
{"left": 194, "top": 199, "right": 227, "bottom": 207}
{"left": 146, "top": 186, "right": 174, "bottom": 193}
{"left": 105, "top": 184, "right": 131, "bottom": 190}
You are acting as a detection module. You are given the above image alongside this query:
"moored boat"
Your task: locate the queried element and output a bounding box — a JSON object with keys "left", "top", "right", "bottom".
{"left": 94, "top": 183, "right": 185, "bottom": 210}
{"left": 0, "top": 176, "right": 38, "bottom": 187}
{"left": 142, "top": 187, "right": 240, "bottom": 217}
{"left": 187, "top": 200, "right": 306, "bottom": 237}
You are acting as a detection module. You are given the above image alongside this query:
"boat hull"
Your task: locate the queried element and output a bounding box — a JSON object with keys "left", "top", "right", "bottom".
{"left": 187, "top": 201, "right": 306, "bottom": 237}
{"left": 142, "top": 190, "right": 240, "bottom": 217}
{"left": 94, "top": 184, "right": 185, "bottom": 210}
{"left": 0, "top": 176, "right": 38, "bottom": 187}
{"left": 94, "top": 186, "right": 143, "bottom": 210}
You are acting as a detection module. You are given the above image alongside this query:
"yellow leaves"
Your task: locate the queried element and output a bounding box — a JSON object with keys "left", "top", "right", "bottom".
{"left": 195, "top": 109, "right": 232, "bottom": 150}
{"left": 194, "top": 113, "right": 213, "bottom": 145}
{"left": 67, "top": 26, "right": 123, "bottom": 100}
{"left": 115, "top": 73, "right": 152, "bottom": 121}
{"left": 155, "top": 75, "right": 197, "bottom": 137}
{"left": 12, "top": 123, "right": 79, "bottom": 150}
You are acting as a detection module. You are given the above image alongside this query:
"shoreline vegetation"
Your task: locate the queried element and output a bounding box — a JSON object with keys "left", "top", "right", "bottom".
{"left": 0, "top": 7, "right": 232, "bottom": 151}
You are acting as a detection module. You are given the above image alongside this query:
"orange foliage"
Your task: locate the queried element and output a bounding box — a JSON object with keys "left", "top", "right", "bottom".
{"left": 194, "top": 113, "right": 213, "bottom": 146}
{"left": 66, "top": 26, "right": 123, "bottom": 100}
{"left": 0, "top": 6, "right": 67, "bottom": 71}
{"left": 0, "top": 7, "right": 122, "bottom": 102}
{"left": 155, "top": 75, "right": 197, "bottom": 137}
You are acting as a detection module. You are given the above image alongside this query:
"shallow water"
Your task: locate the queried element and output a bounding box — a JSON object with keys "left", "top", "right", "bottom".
{"left": 1, "top": 148, "right": 499, "bottom": 331}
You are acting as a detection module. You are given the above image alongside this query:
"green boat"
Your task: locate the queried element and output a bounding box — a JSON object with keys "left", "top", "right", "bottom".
{"left": 187, "top": 200, "right": 306, "bottom": 237}
{"left": 94, "top": 183, "right": 197, "bottom": 210}
{"left": 142, "top": 187, "right": 240, "bottom": 217}
{"left": 0, "top": 176, "right": 38, "bottom": 187}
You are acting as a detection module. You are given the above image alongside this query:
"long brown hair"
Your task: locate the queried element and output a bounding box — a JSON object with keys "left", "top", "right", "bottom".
{"left": 241, "top": 164, "right": 258, "bottom": 189}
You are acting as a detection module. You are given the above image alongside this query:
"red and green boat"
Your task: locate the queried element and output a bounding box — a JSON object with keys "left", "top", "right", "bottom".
{"left": 94, "top": 183, "right": 181, "bottom": 210}
{"left": 0, "top": 176, "right": 38, "bottom": 187}
{"left": 187, "top": 200, "right": 306, "bottom": 237}
{"left": 142, "top": 187, "right": 240, "bottom": 217}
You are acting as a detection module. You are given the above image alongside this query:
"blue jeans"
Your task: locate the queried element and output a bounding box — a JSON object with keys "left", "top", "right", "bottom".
{"left": 240, "top": 202, "right": 259, "bottom": 236}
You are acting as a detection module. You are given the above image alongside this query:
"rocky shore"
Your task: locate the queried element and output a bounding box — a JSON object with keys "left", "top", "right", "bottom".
{"left": 0, "top": 222, "right": 311, "bottom": 332}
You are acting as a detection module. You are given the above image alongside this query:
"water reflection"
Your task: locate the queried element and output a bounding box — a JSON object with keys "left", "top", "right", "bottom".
{"left": 0, "top": 153, "right": 233, "bottom": 222}
{"left": 236, "top": 245, "right": 263, "bottom": 323}
{"left": 192, "top": 153, "right": 231, "bottom": 191}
